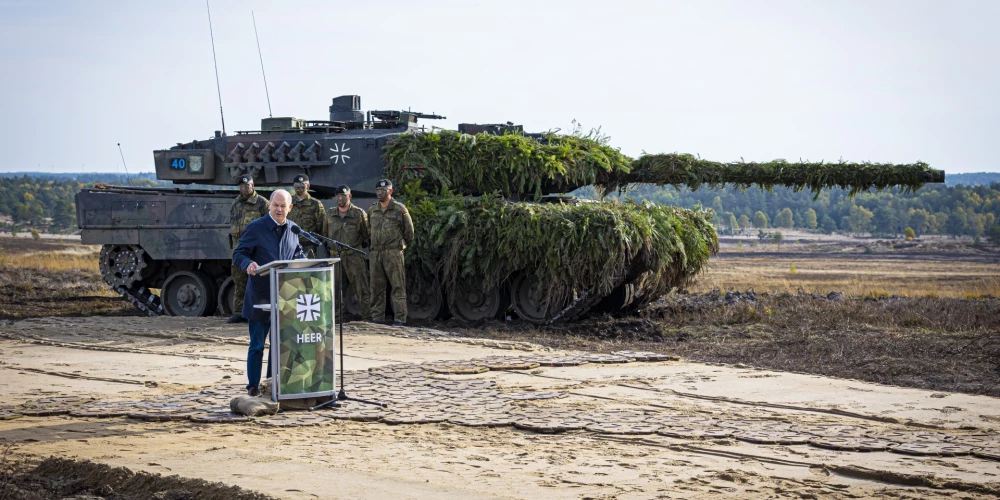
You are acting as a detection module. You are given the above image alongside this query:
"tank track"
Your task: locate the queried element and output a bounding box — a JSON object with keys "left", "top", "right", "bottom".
{"left": 548, "top": 270, "right": 631, "bottom": 323}
{"left": 115, "top": 285, "right": 163, "bottom": 317}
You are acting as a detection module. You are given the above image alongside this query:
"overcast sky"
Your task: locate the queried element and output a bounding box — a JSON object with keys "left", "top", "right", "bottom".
{"left": 1, "top": 0, "right": 997, "bottom": 174}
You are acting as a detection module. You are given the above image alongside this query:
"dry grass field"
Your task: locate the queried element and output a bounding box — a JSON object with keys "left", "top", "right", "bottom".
{"left": 695, "top": 253, "right": 1000, "bottom": 298}
{"left": 0, "top": 238, "right": 101, "bottom": 272}
{"left": 0, "top": 237, "right": 134, "bottom": 319}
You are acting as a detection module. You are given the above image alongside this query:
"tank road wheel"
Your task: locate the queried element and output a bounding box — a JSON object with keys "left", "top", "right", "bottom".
{"left": 510, "top": 273, "right": 564, "bottom": 324}
{"left": 162, "top": 271, "right": 217, "bottom": 317}
{"left": 406, "top": 276, "right": 444, "bottom": 321}
{"left": 449, "top": 281, "right": 507, "bottom": 322}
{"left": 99, "top": 244, "right": 149, "bottom": 288}
{"left": 217, "top": 277, "right": 235, "bottom": 317}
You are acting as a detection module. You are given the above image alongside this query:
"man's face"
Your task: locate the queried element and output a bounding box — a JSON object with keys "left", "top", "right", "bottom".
{"left": 270, "top": 194, "right": 291, "bottom": 224}
{"left": 239, "top": 183, "right": 252, "bottom": 196}
{"left": 336, "top": 193, "right": 351, "bottom": 209}
{"left": 376, "top": 187, "right": 391, "bottom": 202}
{"left": 294, "top": 183, "right": 307, "bottom": 197}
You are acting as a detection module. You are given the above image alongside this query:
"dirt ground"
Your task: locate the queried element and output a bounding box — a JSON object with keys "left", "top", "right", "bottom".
{"left": 1, "top": 316, "right": 999, "bottom": 499}
{"left": 436, "top": 292, "right": 1000, "bottom": 398}
{"left": 2, "top": 237, "right": 1000, "bottom": 498}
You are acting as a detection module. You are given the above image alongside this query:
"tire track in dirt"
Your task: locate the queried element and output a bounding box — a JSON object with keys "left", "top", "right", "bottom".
{"left": 591, "top": 434, "right": 1000, "bottom": 495}
{"left": 0, "top": 332, "right": 243, "bottom": 362}
{"left": 500, "top": 369, "right": 947, "bottom": 429}
{"left": 0, "top": 364, "right": 152, "bottom": 385}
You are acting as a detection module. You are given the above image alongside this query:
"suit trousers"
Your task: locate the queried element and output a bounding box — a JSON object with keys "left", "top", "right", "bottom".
{"left": 247, "top": 319, "right": 272, "bottom": 390}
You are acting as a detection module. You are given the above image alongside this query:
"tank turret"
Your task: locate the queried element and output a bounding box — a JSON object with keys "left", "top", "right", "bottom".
{"left": 150, "top": 95, "right": 444, "bottom": 196}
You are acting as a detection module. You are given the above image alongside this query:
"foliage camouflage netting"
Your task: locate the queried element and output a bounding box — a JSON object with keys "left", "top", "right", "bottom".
{"left": 384, "top": 130, "right": 939, "bottom": 314}
{"left": 402, "top": 185, "right": 718, "bottom": 311}
{"left": 383, "top": 130, "right": 944, "bottom": 199}
{"left": 383, "top": 130, "right": 632, "bottom": 198}
{"left": 603, "top": 154, "right": 945, "bottom": 197}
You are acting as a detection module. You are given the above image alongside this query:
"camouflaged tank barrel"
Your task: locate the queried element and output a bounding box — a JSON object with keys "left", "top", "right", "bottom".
{"left": 601, "top": 154, "right": 946, "bottom": 197}
{"left": 384, "top": 131, "right": 944, "bottom": 198}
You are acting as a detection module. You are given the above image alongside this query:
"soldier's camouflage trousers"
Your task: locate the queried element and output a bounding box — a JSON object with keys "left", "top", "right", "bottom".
{"left": 231, "top": 264, "right": 248, "bottom": 316}
{"left": 369, "top": 249, "right": 406, "bottom": 323}
{"left": 341, "top": 253, "right": 371, "bottom": 321}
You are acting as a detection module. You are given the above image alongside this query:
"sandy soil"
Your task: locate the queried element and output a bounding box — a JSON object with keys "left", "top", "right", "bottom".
{"left": 1, "top": 316, "right": 999, "bottom": 499}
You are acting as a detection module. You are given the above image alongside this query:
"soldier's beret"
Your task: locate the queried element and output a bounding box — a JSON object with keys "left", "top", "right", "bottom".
{"left": 238, "top": 175, "right": 254, "bottom": 185}
{"left": 293, "top": 174, "right": 310, "bottom": 185}
{"left": 334, "top": 185, "right": 351, "bottom": 195}
{"left": 375, "top": 179, "right": 393, "bottom": 189}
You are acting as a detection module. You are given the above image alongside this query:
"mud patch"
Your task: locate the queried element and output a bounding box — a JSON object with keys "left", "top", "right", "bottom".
{"left": 0, "top": 456, "right": 276, "bottom": 500}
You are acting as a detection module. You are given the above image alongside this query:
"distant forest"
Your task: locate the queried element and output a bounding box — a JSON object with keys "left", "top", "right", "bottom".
{"left": 0, "top": 173, "right": 163, "bottom": 233}
{"left": 1, "top": 171, "right": 999, "bottom": 243}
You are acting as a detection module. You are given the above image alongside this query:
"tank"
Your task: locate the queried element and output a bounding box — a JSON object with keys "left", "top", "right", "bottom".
{"left": 77, "top": 95, "right": 945, "bottom": 322}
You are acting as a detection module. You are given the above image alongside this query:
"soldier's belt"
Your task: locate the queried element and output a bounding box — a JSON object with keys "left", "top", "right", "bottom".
{"left": 369, "top": 245, "right": 404, "bottom": 251}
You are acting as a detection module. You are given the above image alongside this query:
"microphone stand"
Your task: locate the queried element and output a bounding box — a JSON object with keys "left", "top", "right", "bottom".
{"left": 306, "top": 231, "right": 387, "bottom": 410}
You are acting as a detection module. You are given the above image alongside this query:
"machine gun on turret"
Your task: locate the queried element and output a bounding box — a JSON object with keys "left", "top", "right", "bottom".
{"left": 369, "top": 109, "right": 446, "bottom": 129}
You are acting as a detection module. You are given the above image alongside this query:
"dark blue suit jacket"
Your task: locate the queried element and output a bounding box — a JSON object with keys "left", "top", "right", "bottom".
{"left": 232, "top": 215, "right": 305, "bottom": 322}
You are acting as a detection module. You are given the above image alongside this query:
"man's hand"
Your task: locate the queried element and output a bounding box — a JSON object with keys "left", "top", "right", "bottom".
{"left": 246, "top": 262, "right": 259, "bottom": 276}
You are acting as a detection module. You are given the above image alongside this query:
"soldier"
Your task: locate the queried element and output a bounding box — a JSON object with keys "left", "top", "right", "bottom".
{"left": 367, "top": 179, "right": 414, "bottom": 326}
{"left": 228, "top": 175, "right": 269, "bottom": 324}
{"left": 287, "top": 174, "right": 326, "bottom": 258}
{"left": 324, "top": 184, "right": 372, "bottom": 321}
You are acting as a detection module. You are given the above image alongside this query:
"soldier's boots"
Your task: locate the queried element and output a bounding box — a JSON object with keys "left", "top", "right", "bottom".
{"left": 391, "top": 321, "right": 404, "bottom": 327}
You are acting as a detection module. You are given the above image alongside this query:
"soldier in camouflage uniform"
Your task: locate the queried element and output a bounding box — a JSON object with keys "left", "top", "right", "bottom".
{"left": 228, "top": 175, "right": 269, "bottom": 323}
{"left": 287, "top": 174, "right": 326, "bottom": 258}
{"left": 324, "top": 184, "right": 372, "bottom": 321}
{"left": 367, "top": 179, "right": 414, "bottom": 326}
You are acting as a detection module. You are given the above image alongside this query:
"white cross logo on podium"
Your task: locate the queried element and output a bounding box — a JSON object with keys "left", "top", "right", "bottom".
{"left": 296, "top": 293, "right": 321, "bottom": 321}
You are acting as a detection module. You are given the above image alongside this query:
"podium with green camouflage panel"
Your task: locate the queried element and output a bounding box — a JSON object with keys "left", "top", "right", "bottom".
{"left": 255, "top": 258, "right": 340, "bottom": 402}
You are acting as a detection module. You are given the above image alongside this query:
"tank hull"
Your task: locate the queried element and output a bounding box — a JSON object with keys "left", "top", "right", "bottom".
{"left": 77, "top": 185, "right": 679, "bottom": 323}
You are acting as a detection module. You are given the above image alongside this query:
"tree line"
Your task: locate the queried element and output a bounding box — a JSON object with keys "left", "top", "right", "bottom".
{"left": 2, "top": 172, "right": 999, "bottom": 244}
{"left": 0, "top": 173, "right": 161, "bottom": 232}
{"left": 580, "top": 180, "right": 1000, "bottom": 244}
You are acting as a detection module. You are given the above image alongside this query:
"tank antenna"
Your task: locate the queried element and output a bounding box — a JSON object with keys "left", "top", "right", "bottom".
{"left": 117, "top": 143, "right": 132, "bottom": 185}
{"left": 252, "top": 11, "right": 273, "bottom": 118}
{"left": 206, "top": 0, "right": 226, "bottom": 134}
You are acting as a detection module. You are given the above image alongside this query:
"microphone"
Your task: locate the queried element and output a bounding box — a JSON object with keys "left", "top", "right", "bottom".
{"left": 290, "top": 225, "right": 322, "bottom": 246}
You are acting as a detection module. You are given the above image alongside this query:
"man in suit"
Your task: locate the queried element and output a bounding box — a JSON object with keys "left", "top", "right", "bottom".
{"left": 232, "top": 189, "right": 305, "bottom": 397}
